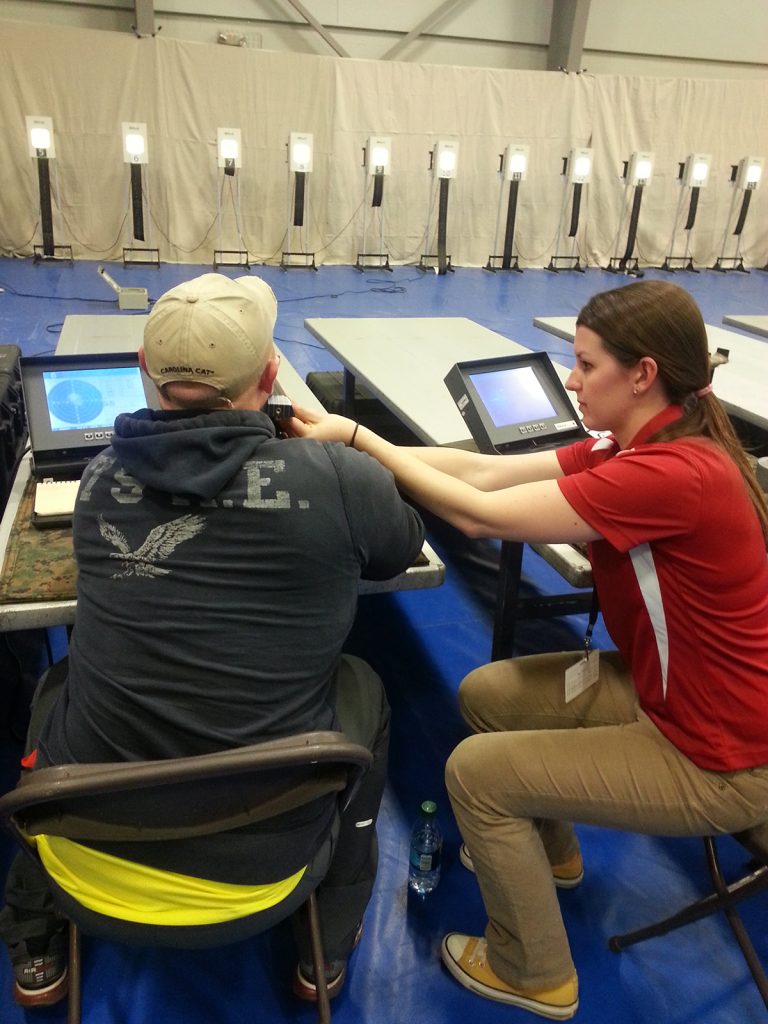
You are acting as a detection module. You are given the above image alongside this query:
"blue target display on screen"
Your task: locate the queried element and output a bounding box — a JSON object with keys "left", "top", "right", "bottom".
{"left": 469, "top": 366, "right": 557, "bottom": 429}
{"left": 42, "top": 366, "right": 148, "bottom": 432}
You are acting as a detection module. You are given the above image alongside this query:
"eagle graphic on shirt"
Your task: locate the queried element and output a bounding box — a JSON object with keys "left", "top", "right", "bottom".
{"left": 98, "top": 513, "right": 206, "bottom": 579}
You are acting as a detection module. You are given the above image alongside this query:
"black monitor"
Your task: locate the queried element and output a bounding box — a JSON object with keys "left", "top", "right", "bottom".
{"left": 21, "top": 352, "right": 160, "bottom": 479}
{"left": 444, "top": 352, "right": 586, "bottom": 454}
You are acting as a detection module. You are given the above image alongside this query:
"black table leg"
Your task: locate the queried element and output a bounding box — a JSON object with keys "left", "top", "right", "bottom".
{"left": 492, "top": 540, "right": 523, "bottom": 661}
{"left": 343, "top": 369, "right": 356, "bottom": 417}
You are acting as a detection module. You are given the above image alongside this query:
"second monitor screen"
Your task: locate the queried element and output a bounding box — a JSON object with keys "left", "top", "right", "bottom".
{"left": 469, "top": 365, "right": 557, "bottom": 428}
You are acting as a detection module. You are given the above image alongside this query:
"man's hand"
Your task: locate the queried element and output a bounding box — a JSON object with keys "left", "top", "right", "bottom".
{"left": 284, "top": 404, "right": 357, "bottom": 445}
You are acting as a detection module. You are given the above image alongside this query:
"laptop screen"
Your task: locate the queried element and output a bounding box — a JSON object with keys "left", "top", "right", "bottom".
{"left": 42, "top": 365, "right": 149, "bottom": 433}
{"left": 21, "top": 352, "right": 160, "bottom": 479}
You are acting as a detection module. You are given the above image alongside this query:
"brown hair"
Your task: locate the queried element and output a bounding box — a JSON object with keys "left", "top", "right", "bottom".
{"left": 577, "top": 280, "right": 768, "bottom": 542}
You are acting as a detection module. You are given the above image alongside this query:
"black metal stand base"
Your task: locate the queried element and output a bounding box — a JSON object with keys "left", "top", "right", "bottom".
{"left": 660, "top": 256, "right": 699, "bottom": 273}
{"left": 419, "top": 253, "right": 453, "bottom": 273}
{"left": 485, "top": 254, "right": 523, "bottom": 273}
{"left": 355, "top": 253, "right": 391, "bottom": 272}
{"left": 213, "top": 250, "right": 249, "bottom": 270}
{"left": 606, "top": 256, "right": 643, "bottom": 277}
{"left": 711, "top": 256, "right": 749, "bottom": 273}
{"left": 123, "top": 247, "right": 160, "bottom": 267}
{"left": 33, "top": 244, "right": 73, "bottom": 264}
{"left": 546, "top": 255, "right": 584, "bottom": 273}
{"left": 281, "top": 251, "right": 317, "bottom": 270}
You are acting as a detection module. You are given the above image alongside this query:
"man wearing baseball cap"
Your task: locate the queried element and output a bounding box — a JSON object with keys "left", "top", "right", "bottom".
{"left": 2, "top": 274, "right": 424, "bottom": 1007}
{"left": 140, "top": 272, "right": 281, "bottom": 409}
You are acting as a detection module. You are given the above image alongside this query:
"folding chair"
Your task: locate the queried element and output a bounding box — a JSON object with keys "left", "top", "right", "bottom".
{"left": 0, "top": 730, "right": 372, "bottom": 1024}
{"left": 609, "top": 823, "right": 768, "bottom": 1010}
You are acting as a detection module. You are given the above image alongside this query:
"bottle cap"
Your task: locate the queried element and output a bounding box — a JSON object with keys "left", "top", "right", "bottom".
{"left": 421, "top": 800, "right": 437, "bottom": 816}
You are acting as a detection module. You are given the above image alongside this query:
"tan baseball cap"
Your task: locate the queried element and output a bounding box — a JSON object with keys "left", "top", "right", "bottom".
{"left": 143, "top": 273, "right": 278, "bottom": 399}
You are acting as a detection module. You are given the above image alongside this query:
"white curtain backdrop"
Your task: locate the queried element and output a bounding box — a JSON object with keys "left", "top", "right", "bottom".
{"left": 1, "top": 19, "right": 766, "bottom": 268}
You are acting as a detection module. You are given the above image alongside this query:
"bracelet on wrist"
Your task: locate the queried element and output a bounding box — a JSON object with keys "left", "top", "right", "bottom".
{"left": 349, "top": 423, "right": 360, "bottom": 449}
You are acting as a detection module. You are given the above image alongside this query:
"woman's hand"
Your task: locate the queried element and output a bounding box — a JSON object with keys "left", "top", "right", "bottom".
{"left": 283, "top": 403, "right": 356, "bottom": 445}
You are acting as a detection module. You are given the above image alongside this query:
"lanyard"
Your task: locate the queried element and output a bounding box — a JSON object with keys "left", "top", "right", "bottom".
{"left": 583, "top": 587, "right": 600, "bottom": 658}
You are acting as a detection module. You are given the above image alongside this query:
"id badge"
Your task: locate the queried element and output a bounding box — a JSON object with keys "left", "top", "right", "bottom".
{"left": 564, "top": 649, "right": 600, "bottom": 703}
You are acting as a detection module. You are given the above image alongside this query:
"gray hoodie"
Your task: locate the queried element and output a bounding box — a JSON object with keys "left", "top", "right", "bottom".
{"left": 37, "top": 406, "right": 423, "bottom": 880}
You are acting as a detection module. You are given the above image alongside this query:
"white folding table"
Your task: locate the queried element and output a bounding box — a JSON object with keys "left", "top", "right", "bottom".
{"left": 722, "top": 314, "right": 768, "bottom": 340}
{"left": 304, "top": 316, "right": 594, "bottom": 660}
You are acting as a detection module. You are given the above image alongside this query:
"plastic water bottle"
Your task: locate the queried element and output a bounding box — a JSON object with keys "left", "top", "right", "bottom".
{"left": 408, "top": 800, "right": 443, "bottom": 895}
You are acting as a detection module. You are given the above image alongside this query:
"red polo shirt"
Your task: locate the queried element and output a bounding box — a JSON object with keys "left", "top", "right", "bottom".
{"left": 557, "top": 408, "right": 768, "bottom": 770}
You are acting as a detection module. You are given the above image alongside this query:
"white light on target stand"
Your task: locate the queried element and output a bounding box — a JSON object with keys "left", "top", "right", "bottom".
{"left": 434, "top": 139, "right": 459, "bottom": 179}
{"left": 367, "top": 136, "right": 391, "bottom": 176}
{"left": 503, "top": 144, "right": 529, "bottom": 182}
{"left": 122, "top": 122, "right": 148, "bottom": 164}
{"left": 289, "top": 132, "right": 313, "bottom": 173}
{"left": 682, "top": 153, "right": 711, "bottom": 188}
{"left": 734, "top": 155, "right": 763, "bottom": 190}
{"left": 567, "top": 148, "right": 592, "bottom": 184}
{"left": 217, "top": 127, "right": 241, "bottom": 176}
{"left": 27, "top": 115, "right": 55, "bottom": 158}
{"left": 627, "top": 151, "right": 654, "bottom": 187}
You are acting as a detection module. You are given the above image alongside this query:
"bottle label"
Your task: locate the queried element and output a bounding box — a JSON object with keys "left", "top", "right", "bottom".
{"left": 410, "top": 846, "right": 441, "bottom": 872}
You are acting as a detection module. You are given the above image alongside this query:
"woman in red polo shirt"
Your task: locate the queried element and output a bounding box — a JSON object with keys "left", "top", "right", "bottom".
{"left": 288, "top": 280, "right": 768, "bottom": 1021}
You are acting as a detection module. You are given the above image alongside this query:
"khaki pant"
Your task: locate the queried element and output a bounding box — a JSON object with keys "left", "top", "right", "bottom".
{"left": 445, "top": 651, "right": 768, "bottom": 992}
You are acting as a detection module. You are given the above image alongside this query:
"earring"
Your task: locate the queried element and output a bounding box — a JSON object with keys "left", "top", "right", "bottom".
{"left": 632, "top": 386, "right": 639, "bottom": 395}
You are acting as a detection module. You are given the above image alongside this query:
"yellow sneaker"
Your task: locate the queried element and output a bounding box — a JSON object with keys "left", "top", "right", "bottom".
{"left": 551, "top": 850, "right": 584, "bottom": 889}
{"left": 441, "top": 934, "right": 578, "bottom": 1020}
{"left": 459, "top": 845, "right": 584, "bottom": 890}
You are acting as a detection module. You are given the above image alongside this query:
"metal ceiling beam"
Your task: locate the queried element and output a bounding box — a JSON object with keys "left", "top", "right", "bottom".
{"left": 382, "top": 0, "right": 471, "bottom": 61}
{"left": 133, "top": 0, "right": 156, "bottom": 38}
{"left": 282, "top": 0, "right": 350, "bottom": 58}
{"left": 547, "top": 0, "right": 591, "bottom": 72}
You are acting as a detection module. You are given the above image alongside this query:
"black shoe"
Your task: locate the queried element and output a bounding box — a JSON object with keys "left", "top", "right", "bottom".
{"left": 293, "top": 958, "right": 347, "bottom": 1002}
{"left": 11, "top": 928, "right": 69, "bottom": 1007}
{"left": 292, "top": 920, "right": 363, "bottom": 1003}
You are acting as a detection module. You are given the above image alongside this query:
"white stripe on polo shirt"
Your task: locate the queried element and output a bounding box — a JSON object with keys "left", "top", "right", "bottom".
{"left": 629, "top": 543, "right": 670, "bottom": 698}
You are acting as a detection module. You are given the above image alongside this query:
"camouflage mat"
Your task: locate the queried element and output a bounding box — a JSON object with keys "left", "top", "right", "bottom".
{"left": 0, "top": 478, "right": 77, "bottom": 602}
